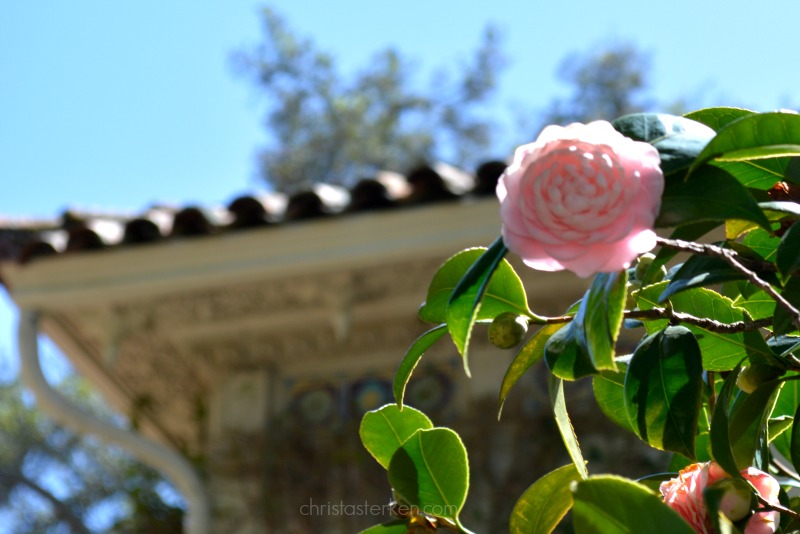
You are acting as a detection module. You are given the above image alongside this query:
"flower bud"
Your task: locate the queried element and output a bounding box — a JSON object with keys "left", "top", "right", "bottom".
{"left": 488, "top": 312, "right": 528, "bottom": 349}
{"left": 713, "top": 478, "right": 753, "bottom": 522}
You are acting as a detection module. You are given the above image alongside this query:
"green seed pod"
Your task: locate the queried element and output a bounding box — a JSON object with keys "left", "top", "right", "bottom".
{"left": 488, "top": 312, "right": 528, "bottom": 349}
{"left": 737, "top": 363, "right": 784, "bottom": 394}
{"left": 634, "top": 253, "right": 656, "bottom": 282}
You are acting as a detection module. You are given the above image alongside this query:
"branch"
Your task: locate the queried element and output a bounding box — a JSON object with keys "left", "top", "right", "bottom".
{"left": 656, "top": 237, "right": 800, "bottom": 331}
{"left": 536, "top": 309, "right": 772, "bottom": 334}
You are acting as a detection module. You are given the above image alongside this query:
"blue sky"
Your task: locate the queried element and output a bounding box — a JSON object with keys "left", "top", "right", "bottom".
{"left": 1, "top": 1, "right": 799, "bottom": 370}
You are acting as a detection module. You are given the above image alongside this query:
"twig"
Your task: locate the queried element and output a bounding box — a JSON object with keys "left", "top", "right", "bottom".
{"left": 535, "top": 309, "right": 772, "bottom": 334}
{"left": 756, "top": 493, "right": 800, "bottom": 521}
{"left": 656, "top": 237, "right": 800, "bottom": 331}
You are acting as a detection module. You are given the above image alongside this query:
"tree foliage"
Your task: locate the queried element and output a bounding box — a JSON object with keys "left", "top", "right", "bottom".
{"left": 233, "top": 8, "right": 504, "bottom": 192}
{"left": 540, "top": 42, "right": 651, "bottom": 127}
{"left": 0, "top": 376, "right": 183, "bottom": 533}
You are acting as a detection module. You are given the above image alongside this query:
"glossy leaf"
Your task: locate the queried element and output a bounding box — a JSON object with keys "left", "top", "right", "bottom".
{"left": 445, "top": 238, "right": 521, "bottom": 374}
{"left": 393, "top": 325, "right": 447, "bottom": 408}
{"left": 728, "top": 379, "right": 782, "bottom": 470}
{"left": 638, "top": 283, "right": 773, "bottom": 371}
{"left": 509, "top": 464, "right": 581, "bottom": 534}
{"left": 659, "top": 255, "right": 745, "bottom": 301}
{"left": 732, "top": 290, "right": 776, "bottom": 321}
{"left": 360, "top": 405, "right": 433, "bottom": 469}
{"left": 773, "top": 277, "right": 800, "bottom": 336}
{"left": 771, "top": 375, "right": 800, "bottom": 460}
{"left": 623, "top": 326, "right": 703, "bottom": 458}
{"left": 358, "top": 521, "right": 408, "bottom": 534}
{"left": 498, "top": 323, "right": 561, "bottom": 417}
{"left": 777, "top": 221, "right": 800, "bottom": 278}
{"left": 418, "top": 242, "right": 526, "bottom": 324}
{"left": 388, "top": 428, "right": 469, "bottom": 521}
{"left": 760, "top": 200, "right": 800, "bottom": 218}
{"left": 716, "top": 158, "right": 789, "bottom": 190}
{"left": 571, "top": 475, "right": 696, "bottom": 534}
{"left": 710, "top": 365, "right": 746, "bottom": 479}
{"left": 612, "top": 113, "right": 715, "bottom": 175}
{"left": 583, "top": 271, "right": 627, "bottom": 372}
{"left": 684, "top": 107, "right": 755, "bottom": 131}
{"left": 544, "top": 320, "right": 596, "bottom": 381}
{"left": 593, "top": 363, "right": 636, "bottom": 434}
{"left": 656, "top": 165, "right": 770, "bottom": 230}
{"left": 550, "top": 374, "right": 588, "bottom": 480}
{"left": 690, "top": 112, "right": 800, "bottom": 172}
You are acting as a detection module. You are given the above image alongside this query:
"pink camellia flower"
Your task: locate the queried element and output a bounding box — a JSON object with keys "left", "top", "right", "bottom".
{"left": 497, "top": 121, "right": 664, "bottom": 278}
{"left": 660, "top": 461, "right": 780, "bottom": 533}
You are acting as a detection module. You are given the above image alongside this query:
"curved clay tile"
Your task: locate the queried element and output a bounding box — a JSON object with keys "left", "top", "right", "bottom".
{"left": 348, "top": 171, "right": 411, "bottom": 212}
{"left": 406, "top": 162, "right": 474, "bottom": 203}
{"left": 227, "top": 193, "right": 287, "bottom": 228}
{"left": 473, "top": 160, "right": 508, "bottom": 196}
{"left": 286, "top": 183, "right": 350, "bottom": 220}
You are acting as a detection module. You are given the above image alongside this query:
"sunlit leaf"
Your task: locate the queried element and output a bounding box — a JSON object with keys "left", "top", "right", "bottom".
{"left": 360, "top": 405, "right": 433, "bottom": 469}
{"left": 393, "top": 325, "right": 447, "bottom": 408}
{"left": 550, "top": 374, "right": 588, "bottom": 480}
{"left": 612, "top": 113, "right": 715, "bottom": 175}
{"left": 388, "top": 428, "right": 469, "bottom": 521}
{"left": 593, "top": 363, "right": 636, "bottom": 434}
{"left": 571, "top": 475, "right": 696, "bottom": 534}
{"left": 684, "top": 107, "right": 755, "bottom": 132}
{"left": 690, "top": 112, "right": 800, "bottom": 172}
{"left": 498, "top": 323, "right": 561, "bottom": 417}
{"left": 509, "top": 464, "right": 581, "bottom": 534}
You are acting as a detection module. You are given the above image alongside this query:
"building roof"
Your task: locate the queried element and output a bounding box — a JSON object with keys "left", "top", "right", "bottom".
{"left": 0, "top": 161, "right": 507, "bottom": 266}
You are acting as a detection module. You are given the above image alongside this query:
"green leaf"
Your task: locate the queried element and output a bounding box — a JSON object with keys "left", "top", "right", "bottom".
{"left": 583, "top": 271, "right": 627, "bottom": 372}
{"left": 715, "top": 158, "right": 789, "bottom": 190}
{"left": 358, "top": 521, "right": 408, "bottom": 534}
{"left": 509, "top": 464, "right": 581, "bottom": 534}
{"left": 498, "top": 323, "right": 562, "bottom": 418}
{"left": 623, "top": 326, "right": 703, "bottom": 458}
{"left": 710, "top": 364, "right": 746, "bottom": 479}
{"left": 393, "top": 325, "right": 447, "bottom": 408}
{"left": 733, "top": 290, "right": 776, "bottom": 321}
{"left": 791, "top": 403, "right": 800, "bottom": 474}
{"left": 550, "top": 374, "right": 588, "bottom": 480}
{"left": 593, "top": 363, "right": 636, "bottom": 434}
{"left": 360, "top": 405, "right": 433, "bottom": 469}
{"left": 612, "top": 112, "right": 715, "bottom": 175}
{"left": 571, "top": 475, "right": 696, "bottom": 534}
{"left": 544, "top": 320, "right": 596, "bottom": 380}
{"left": 768, "top": 415, "right": 793, "bottom": 443}
{"left": 388, "top": 428, "right": 469, "bottom": 521}
{"left": 659, "top": 255, "right": 745, "bottom": 301}
{"left": 777, "top": 222, "right": 800, "bottom": 278}
{"left": 656, "top": 165, "right": 771, "bottom": 230}
{"left": 728, "top": 379, "right": 782, "bottom": 470}
{"left": 638, "top": 284, "right": 774, "bottom": 371}
{"left": 684, "top": 107, "right": 755, "bottom": 132}
{"left": 771, "top": 375, "right": 800, "bottom": 460}
{"left": 774, "top": 277, "right": 800, "bottom": 336}
{"left": 419, "top": 242, "right": 526, "bottom": 324}
{"left": 445, "top": 238, "right": 522, "bottom": 374}
{"left": 760, "top": 200, "right": 800, "bottom": 218}
{"left": 690, "top": 112, "right": 800, "bottom": 172}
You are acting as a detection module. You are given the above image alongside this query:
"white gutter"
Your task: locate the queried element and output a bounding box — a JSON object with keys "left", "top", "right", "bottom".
{"left": 18, "top": 309, "right": 210, "bottom": 534}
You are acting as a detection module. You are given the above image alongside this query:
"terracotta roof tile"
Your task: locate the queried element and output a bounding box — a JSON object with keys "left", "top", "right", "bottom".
{"left": 0, "top": 160, "right": 507, "bottom": 264}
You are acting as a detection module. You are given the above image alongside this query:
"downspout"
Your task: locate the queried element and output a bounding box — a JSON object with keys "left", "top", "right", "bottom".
{"left": 18, "top": 309, "right": 210, "bottom": 534}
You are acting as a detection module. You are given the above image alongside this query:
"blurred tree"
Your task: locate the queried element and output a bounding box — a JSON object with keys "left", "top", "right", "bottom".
{"left": 233, "top": 7, "right": 505, "bottom": 192}
{"left": 0, "top": 377, "right": 183, "bottom": 534}
{"left": 540, "top": 42, "right": 652, "bottom": 127}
